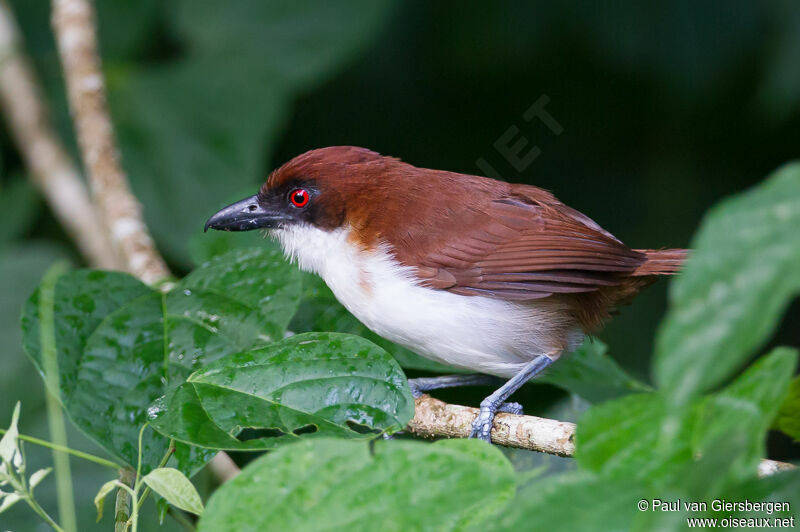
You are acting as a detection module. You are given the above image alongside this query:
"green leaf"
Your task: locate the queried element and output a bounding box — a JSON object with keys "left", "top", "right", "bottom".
{"left": 539, "top": 339, "right": 651, "bottom": 403}
{"left": 181, "top": 246, "right": 302, "bottom": 333}
{"left": 577, "top": 348, "right": 797, "bottom": 493}
{"left": 492, "top": 472, "right": 680, "bottom": 532}
{"left": 655, "top": 162, "right": 800, "bottom": 401}
{"left": 93, "top": 479, "right": 118, "bottom": 522}
{"left": 0, "top": 402, "right": 21, "bottom": 465}
{"left": 28, "top": 467, "right": 51, "bottom": 490}
{"left": 722, "top": 469, "right": 800, "bottom": 520}
{"left": 21, "top": 247, "right": 301, "bottom": 471}
{"left": 0, "top": 492, "right": 22, "bottom": 514}
{"left": 149, "top": 333, "right": 414, "bottom": 449}
{"left": 692, "top": 347, "right": 797, "bottom": 487}
{"left": 142, "top": 467, "right": 204, "bottom": 516}
{"left": 188, "top": 228, "right": 271, "bottom": 267}
{"left": 575, "top": 392, "right": 693, "bottom": 483}
{"left": 197, "top": 438, "right": 516, "bottom": 532}
{"left": 775, "top": 376, "right": 800, "bottom": 440}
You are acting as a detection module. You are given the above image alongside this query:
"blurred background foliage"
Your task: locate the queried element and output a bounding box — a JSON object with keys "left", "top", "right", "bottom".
{"left": 1, "top": 1, "right": 799, "bottom": 529}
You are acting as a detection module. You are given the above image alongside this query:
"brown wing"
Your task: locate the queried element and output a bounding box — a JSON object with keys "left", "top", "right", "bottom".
{"left": 413, "top": 190, "right": 647, "bottom": 301}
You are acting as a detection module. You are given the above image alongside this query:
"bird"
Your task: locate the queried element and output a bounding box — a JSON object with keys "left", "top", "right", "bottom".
{"left": 205, "top": 146, "right": 687, "bottom": 442}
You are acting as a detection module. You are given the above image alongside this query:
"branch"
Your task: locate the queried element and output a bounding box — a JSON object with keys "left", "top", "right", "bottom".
{"left": 49, "top": 0, "right": 239, "bottom": 485}
{"left": 51, "top": 0, "right": 168, "bottom": 284}
{"left": 114, "top": 467, "right": 135, "bottom": 532}
{"left": 408, "top": 394, "right": 795, "bottom": 476}
{"left": 408, "top": 394, "right": 575, "bottom": 456}
{"left": 0, "top": 0, "right": 120, "bottom": 269}
{"left": 206, "top": 450, "right": 241, "bottom": 484}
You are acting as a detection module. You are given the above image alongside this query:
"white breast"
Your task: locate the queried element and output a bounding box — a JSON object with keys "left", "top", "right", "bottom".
{"left": 273, "top": 225, "right": 582, "bottom": 378}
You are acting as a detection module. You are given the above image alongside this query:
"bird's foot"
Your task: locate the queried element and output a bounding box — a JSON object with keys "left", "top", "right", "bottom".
{"left": 469, "top": 400, "right": 522, "bottom": 442}
{"left": 409, "top": 381, "right": 424, "bottom": 399}
{"left": 469, "top": 399, "right": 500, "bottom": 443}
{"left": 497, "top": 401, "right": 523, "bottom": 415}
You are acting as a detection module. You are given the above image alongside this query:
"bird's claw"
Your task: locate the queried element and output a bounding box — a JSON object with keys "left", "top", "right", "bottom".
{"left": 469, "top": 403, "right": 496, "bottom": 443}
{"left": 497, "top": 401, "right": 523, "bottom": 415}
{"left": 470, "top": 400, "right": 523, "bottom": 442}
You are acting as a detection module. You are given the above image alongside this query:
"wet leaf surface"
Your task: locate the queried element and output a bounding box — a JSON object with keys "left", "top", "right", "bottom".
{"left": 21, "top": 247, "right": 301, "bottom": 472}
{"left": 149, "top": 333, "right": 413, "bottom": 450}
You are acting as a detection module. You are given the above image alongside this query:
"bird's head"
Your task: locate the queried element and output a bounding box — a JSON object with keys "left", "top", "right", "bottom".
{"left": 204, "top": 146, "right": 406, "bottom": 235}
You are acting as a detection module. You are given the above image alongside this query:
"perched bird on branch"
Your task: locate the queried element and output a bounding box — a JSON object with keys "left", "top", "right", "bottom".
{"left": 205, "top": 146, "right": 686, "bottom": 442}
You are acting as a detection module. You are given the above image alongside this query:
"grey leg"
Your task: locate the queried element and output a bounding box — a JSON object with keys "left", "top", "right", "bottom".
{"left": 408, "top": 374, "right": 524, "bottom": 416}
{"left": 470, "top": 354, "right": 555, "bottom": 443}
{"left": 408, "top": 374, "right": 503, "bottom": 398}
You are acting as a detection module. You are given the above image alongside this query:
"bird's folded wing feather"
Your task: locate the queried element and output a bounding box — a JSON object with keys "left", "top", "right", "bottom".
{"left": 412, "top": 192, "right": 646, "bottom": 300}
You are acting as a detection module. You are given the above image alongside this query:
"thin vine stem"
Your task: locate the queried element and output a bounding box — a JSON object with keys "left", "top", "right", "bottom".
{"left": 0, "top": 429, "right": 119, "bottom": 470}
{"left": 23, "top": 494, "right": 66, "bottom": 532}
{"left": 136, "top": 439, "right": 176, "bottom": 511}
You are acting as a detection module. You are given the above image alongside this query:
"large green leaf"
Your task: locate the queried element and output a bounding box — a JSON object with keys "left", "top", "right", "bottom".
{"left": 21, "top": 247, "right": 301, "bottom": 471}
{"left": 181, "top": 246, "right": 302, "bottom": 332}
{"left": 491, "top": 472, "right": 680, "bottom": 532}
{"left": 576, "top": 348, "right": 797, "bottom": 493}
{"left": 722, "top": 469, "right": 800, "bottom": 522}
{"left": 654, "top": 163, "right": 800, "bottom": 401}
{"left": 197, "top": 438, "right": 515, "bottom": 532}
{"left": 497, "top": 465, "right": 800, "bottom": 532}
{"left": 188, "top": 228, "right": 270, "bottom": 267}
{"left": 691, "top": 347, "right": 797, "bottom": 488}
{"left": 149, "top": 333, "right": 413, "bottom": 449}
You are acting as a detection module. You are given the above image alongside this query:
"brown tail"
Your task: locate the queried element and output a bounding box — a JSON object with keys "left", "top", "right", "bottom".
{"left": 632, "top": 248, "right": 688, "bottom": 276}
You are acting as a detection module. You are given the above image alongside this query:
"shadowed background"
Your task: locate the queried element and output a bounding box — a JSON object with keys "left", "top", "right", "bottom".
{"left": 1, "top": 1, "right": 799, "bottom": 529}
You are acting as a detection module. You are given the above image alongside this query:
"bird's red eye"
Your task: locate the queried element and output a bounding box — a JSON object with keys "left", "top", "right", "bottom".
{"left": 290, "top": 188, "right": 309, "bottom": 208}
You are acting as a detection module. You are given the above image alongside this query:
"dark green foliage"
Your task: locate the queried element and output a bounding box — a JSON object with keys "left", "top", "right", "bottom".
{"left": 3, "top": 2, "right": 800, "bottom": 529}
{"left": 20, "top": 246, "right": 301, "bottom": 473}
{"left": 655, "top": 163, "right": 800, "bottom": 402}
